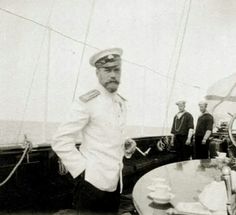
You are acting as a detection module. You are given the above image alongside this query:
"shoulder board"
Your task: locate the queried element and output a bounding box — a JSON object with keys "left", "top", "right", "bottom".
{"left": 79, "top": 90, "right": 100, "bottom": 103}
{"left": 117, "top": 93, "right": 127, "bottom": 101}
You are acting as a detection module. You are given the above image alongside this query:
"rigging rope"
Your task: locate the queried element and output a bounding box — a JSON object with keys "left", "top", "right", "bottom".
{"left": 0, "top": 1, "right": 203, "bottom": 142}
{"left": 167, "top": 0, "right": 192, "bottom": 106}
{"left": 15, "top": 0, "right": 56, "bottom": 143}
{"left": 166, "top": 0, "right": 188, "bottom": 91}
{"left": 141, "top": 69, "right": 146, "bottom": 136}
{"left": 72, "top": 0, "right": 96, "bottom": 101}
{"left": 162, "top": 0, "right": 189, "bottom": 134}
{"left": 0, "top": 6, "right": 203, "bottom": 91}
{"left": 16, "top": 32, "right": 47, "bottom": 142}
{"left": 0, "top": 7, "right": 99, "bottom": 50}
{"left": 43, "top": 28, "right": 51, "bottom": 143}
{"left": 0, "top": 136, "right": 32, "bottom": 187}
{"left": 162, "top": 0, "right": 192, "bottom": 134}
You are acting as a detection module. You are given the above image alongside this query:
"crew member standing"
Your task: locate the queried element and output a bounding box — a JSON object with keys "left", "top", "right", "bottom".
{"left": 171, "top": 101, "right": 194, "bottom": 161}
{"left": 195, "top": 101, "right": 214, "bottom": 159}
{"left": 51, "top": 48, "right": 136, "bottom": 214}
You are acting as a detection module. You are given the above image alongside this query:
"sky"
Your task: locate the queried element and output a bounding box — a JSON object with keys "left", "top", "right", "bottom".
{"left": 0, "top": 0, "right": 236, "bottom": 143}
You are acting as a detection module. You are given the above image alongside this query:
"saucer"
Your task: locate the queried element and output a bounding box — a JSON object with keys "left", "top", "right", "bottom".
{"left": 148, "top": 192, "right": 175, "bottom": 204}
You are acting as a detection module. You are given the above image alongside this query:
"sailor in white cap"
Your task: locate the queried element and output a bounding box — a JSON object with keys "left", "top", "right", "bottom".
{"left": 52, "top": 48, "right": 136, "bottom": 214}
{"left": 175, "top": 100, "right": 186, "bottom": 106}
{"left": 195, "top": 101, "right": 214, "bottom": 159}
{"left": 170, "top": 100, "right": 194, "bottom": 161}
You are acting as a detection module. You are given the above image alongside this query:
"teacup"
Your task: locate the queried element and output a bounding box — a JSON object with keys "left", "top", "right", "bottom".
{"left": 217, "top": 152, "right": 226, "bottom": 158}
{"left": 155, "top": 184, "right": 171, "bottom": 193}
{"left": 151, "top": 189, "right": 173, "bottom": 201}
{"left": 151, "top": 177, "right": 166, "bottom": 185}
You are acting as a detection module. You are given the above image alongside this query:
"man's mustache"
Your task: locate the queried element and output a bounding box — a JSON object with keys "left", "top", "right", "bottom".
{"left": 105, "top": 80, "right": 120, "bottom": 85}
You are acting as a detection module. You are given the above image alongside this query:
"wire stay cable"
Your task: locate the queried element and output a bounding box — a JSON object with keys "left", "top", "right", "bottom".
{"left": 0, "top": 6, "right": 203, "bottom": 91}
{"left": 72, "top": 0, "right": 96, "bottom": 101}
{"left": 161, "top": 0, "right": 192, "bottom": 134}
{"left": 162, "top": 0, "right": 189, "bottom": 133}
{"left": 15, "top": 0, "right": 56, "bottom": 143}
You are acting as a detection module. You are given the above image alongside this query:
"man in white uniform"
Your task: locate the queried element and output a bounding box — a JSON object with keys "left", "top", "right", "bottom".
{"left": 51, "top": 48, "right": 136, "bottom": 214}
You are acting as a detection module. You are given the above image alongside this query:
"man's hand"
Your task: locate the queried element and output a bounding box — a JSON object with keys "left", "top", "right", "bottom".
{"left": 124, "top": 139, "right": 136, "bottom": 159}
{"left": 186, "top": 129, "right": 194, "bottom": 146}
{"left": 202, "top": 139, "right": 207, "bottom": 145}
{"left": 185, "top": 138, "right": 191, "bottom": 146}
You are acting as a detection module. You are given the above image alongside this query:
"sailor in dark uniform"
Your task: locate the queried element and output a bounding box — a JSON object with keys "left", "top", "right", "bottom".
{"left": 52, "top": 48, "right": 136, "bottom": 214}
{"left": 195, "top": 101, "right": 214, "bottom": 159}
{"left": 171, "top": 101, "right": 194, "bottom": 161}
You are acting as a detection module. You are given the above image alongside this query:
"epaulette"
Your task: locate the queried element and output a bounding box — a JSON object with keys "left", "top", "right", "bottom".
{"left": 117, "top": 93, "right": 127, "bottom": 102}
{"left": 79, "top": 90, "right": 100, "bottom": 103}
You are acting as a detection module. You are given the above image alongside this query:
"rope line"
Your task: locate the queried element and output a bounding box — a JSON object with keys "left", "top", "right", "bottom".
{"left": 15, "top": 0, "right": 56, "bottom": 142}
{"left": 1, "top": 2, "right": 203, "bottom": 140}
{"left": 166, "top": 0, "right": 188, "bottom": 90}
{"left": 0, "top": 6, "right": 203, "bottom": 91}
{"left": 167, "top": 0, "right": 192, "bottom": 110}
{"left": 123, "top": 59, "right": 204, "bottom": 90}
{"left": 0, "top": 7, "right": 100, "bottom": 50}
{"left": 43, "top": 28, "right": 51, "bottom": 143}
{"left": 162, "top": 0, "right": 192, "bottom": 134}
{"left": 72, "top": 0, "right": 96, "bottom": 101}
{"left": 162, "top": 0, "right": 189, "bottom": 133}
{"left": 16, "top": 32, "right": 47, "bottom": 142}
{"left": 0, "top": 140, "right": 31, "bottom": 187}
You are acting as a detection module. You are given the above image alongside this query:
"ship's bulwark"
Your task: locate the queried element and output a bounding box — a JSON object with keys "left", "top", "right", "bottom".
{"left": 0, "top": 135, "right": 177, "bottom": 213}
{"left": 0, "top": 120, "right": 170, "bottom": 146}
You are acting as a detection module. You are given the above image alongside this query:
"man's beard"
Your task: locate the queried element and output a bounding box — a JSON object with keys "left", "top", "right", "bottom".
{"left": 104, "top": 80, "right": 120, "bottom": 93}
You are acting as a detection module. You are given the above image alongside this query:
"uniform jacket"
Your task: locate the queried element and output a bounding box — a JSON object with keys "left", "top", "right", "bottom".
{"left": 52, "top": 84, "right": 127, "bottom": 192}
